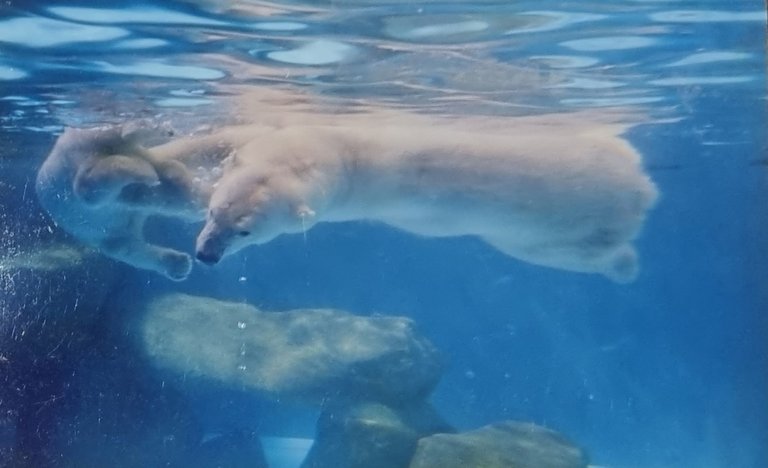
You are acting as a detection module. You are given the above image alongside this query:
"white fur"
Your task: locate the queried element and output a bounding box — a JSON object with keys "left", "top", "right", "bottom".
{"left": 37, "top": 106, "right": 657, "bottom": 282}
{"left": 194, "top": 114, "right": 658, "bottom": 282}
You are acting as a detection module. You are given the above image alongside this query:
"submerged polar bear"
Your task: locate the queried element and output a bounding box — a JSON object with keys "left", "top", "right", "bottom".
{"left": 190, "top": 116, "right": 657, "bottom": 282}
{"left": 37, "top": 106, "right": 658, "bottom": 282}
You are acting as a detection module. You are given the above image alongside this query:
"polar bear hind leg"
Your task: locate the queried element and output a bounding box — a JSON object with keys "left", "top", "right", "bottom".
{"left": 484, "top": 234, "right": 639, "bottom": 283}
{"left": 137, "top": 145, "right": 212, "bottom": 205}
{"left": 117, "top": 158, "right": 209, "bottom": 218}
{"left": 74, "top": 155, "right": 159, "bottom": 205}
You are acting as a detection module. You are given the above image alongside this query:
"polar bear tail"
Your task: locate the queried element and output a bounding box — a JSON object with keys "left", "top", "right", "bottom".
{"left": 604, "top": 245, "right": 639, "bottom": 283}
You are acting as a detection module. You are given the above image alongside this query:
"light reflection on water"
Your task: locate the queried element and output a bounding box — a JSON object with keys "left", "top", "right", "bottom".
{"left": 0, "top": 0, "right": 764, "bottom": 130}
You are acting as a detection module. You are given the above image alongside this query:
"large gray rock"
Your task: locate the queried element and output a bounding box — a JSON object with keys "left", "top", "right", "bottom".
{"left": 409, "top": 421, "right": 589, "bottom": 468}
{"left": 302, "top": 401, "right": 453, "bottom": 468}
{"left": 140, "top": 293, "right": 443, "bottom": 405}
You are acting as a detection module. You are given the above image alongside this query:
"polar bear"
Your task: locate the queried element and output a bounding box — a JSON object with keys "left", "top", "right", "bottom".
{"left": 193, "top": 114, "right": 658, "bottom": 282}
{"left": 37, "top": 105, "right": 657, "bottom": 282}
{"left": 35, "top": 124, "right": 211, "bottom": 280}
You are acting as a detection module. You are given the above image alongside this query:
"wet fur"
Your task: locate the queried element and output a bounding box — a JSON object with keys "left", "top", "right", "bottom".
{"left": 37, "top": 98, "right": 657, "bottom": 282}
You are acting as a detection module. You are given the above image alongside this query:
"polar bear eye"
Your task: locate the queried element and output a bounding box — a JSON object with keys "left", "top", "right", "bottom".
{"left": 238, "top": 230, "right": 250, "bottom": 237}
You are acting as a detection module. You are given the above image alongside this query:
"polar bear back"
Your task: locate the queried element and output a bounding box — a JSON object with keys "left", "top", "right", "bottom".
{"left": 317, "top": 121, "right": 656, "bottom": 244}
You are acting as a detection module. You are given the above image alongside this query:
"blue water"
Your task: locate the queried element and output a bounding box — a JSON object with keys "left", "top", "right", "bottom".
{"left": 1, "top": 1, "right": 767, "bottom": 467}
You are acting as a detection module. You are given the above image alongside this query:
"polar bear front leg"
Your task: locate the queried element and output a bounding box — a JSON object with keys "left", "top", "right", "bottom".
{"left": 96, "top": 213, "right": 193, "bottom": 280}
{"left": 100, "top": 234, "right": 193, "bottom": 281}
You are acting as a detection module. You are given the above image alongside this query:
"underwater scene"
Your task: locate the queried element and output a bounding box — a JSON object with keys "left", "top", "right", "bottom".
{"left": 1, "top": 0, "right": 766, "bottom": 467}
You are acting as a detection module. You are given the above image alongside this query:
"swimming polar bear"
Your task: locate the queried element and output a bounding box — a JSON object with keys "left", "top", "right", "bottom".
{"left": 35, "top": 124, "right": 212, "bottom": 280}
{"left": 191, "top": 114, "right": 658, "bottom": 282}
{"left": 36, "top": 108, "right": 657, "bottom": 282}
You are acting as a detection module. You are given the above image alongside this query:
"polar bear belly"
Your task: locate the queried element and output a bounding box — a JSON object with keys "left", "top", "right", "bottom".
{"left": 319, "top": 134, "right": 654, "bottom": 281}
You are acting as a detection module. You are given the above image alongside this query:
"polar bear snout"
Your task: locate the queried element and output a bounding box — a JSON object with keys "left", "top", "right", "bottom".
{"left": 195, "top": 232, "right": 225, "bottom": 265}
{"left": 195, "top": 221, "right": 230, "bottom": 265}
{"left": 195, "top": 249, "right": 222, "bottom": 265}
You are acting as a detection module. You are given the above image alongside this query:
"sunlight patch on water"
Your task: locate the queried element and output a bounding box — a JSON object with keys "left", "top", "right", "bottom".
{"left": 665, "top": 51, "right": 753, "bottom": 67}
{"left": 268, "top": 40, "right": 356, "bottom": 65}
{"left": 507, "top": 11, "right": 606, "bottom": 34}
{"left": 90, "top": 60, "right": 226, "bottom": 80}
{"left": 649, "top": 76, "right": 756, "bottom": 86}
{"left": 0, "top": 64, "right": 26, "bottom": 80}
{"left": 21, "top": 125, "right": 63, "bottom": 133}
{"left": 406, "top": 19, "right": 489, "bottom": 38}
{"left": 651, "top": 10, "right": 766, "bottom": 23}
{"left": 382, "top": 11, "right": 595, "bottom": 42}
{"left": 113, "top": 38, "right": 170, "bottom": 50}
{"left": 529, "top": 55, "right": 600, "bottom": 69}
{"left": 155, "top": 97, "right": 213, "bottom": 107}
{"left": 561, "top": 96, "right": 664, "bottom": 107}
{"left": 48, "top": 5, "right": 227, "bottom": 26}
{"left": 384, "top": 17, "right": 489, "bottom": 40}
{"left": 0, "top": 16, "right": 129, "bottom": 47}
{"left": 252, "top": 22, "right": 308, "bottom": 31}
{"left": 49, "top": 100, "right": 76, "bottom": 106}
{"left": 551, "top": 77, "right": 626, "bottom": 89}
{"left": 561, "top": 36, "right": 657, "bottom": 51}
{"left": 48, "top": 5, "right": 307, "bottom": 32}
{"left": 170, "top": 88, "right": 207, "bottom": 97}
{"left": 1, "top": 96, "right": 43, "bottom": 106}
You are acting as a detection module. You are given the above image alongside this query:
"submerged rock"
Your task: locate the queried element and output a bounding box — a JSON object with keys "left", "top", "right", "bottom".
{"left": 302, "top": 401, "right": 453, "bottom": 468}
{"left": 140, "top": 293, "right": 443, "bottom": 405}
{"left": 409, "top": 421, "right": 588, "bottom": 468}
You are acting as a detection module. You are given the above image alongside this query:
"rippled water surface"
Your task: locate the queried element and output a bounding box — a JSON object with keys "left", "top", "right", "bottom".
{"left": 2, "top": 1, "right": 764, "bottom": 121}
{"left": 1, "top": 1, "right": 766, "bottom": 468}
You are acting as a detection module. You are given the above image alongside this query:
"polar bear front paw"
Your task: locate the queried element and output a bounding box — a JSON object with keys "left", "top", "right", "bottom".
{"left": 161, "top": 250, "right": 194, "bottom": 281}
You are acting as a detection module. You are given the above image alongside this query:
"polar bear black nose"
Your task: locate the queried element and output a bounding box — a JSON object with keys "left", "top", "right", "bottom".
{"left": 196, "top": 250, "right": 221, "bottom": 265}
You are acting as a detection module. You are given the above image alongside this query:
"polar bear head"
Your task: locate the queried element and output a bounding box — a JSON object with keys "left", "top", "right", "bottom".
{"left": 195, "top": 169, "right": 315, "bottom": 265}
